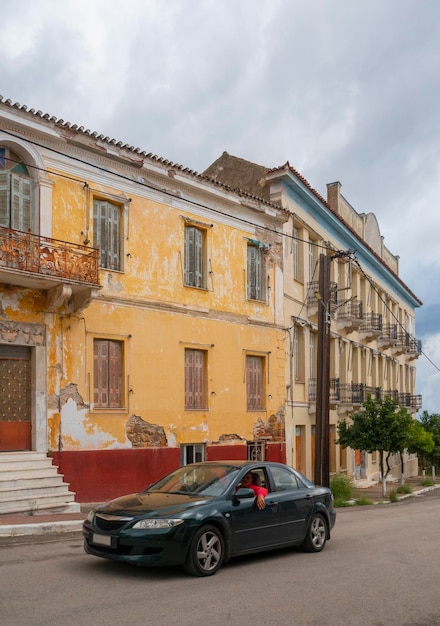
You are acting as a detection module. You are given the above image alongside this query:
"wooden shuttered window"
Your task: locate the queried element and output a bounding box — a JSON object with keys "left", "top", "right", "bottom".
{"left": 246, "top": 355, "right": 264, "bottom": 410}
{"left": 184, "top": 225, "right": 204, "bottom": 288}
{"left": 0, "top": 172, "right": 33, "bottom": 231}
{"left": 247, "top": 245, "right": 265, "bottom": 301}
{"left": 185, "top": 349, "right": 206, "bottom": 409}
{"left": 94, "top": 340, "right": 122, "bottom": 408}
{"left": 93, "top": 199, "right": 121, "bottom": 271}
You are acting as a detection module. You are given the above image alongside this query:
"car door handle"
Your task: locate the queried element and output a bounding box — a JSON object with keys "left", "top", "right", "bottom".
{"left": 268, "top": 501, "right": 278, "bottom": 508}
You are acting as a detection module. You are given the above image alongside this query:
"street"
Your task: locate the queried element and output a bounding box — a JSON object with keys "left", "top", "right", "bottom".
{"left": 1, "top": 491, "right": 440, "bottom": 626}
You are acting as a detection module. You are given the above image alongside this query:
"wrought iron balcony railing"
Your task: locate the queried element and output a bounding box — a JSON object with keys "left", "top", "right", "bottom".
{"left": 308, "top": 380, "right": 421, "bottom": 411}
{"left": 306, "top": 280, "right": 338, "bottom": 307}
{"left": 336, "top": 298, "right": 363, "bottom": 322}
{"left": 379, "top": 322, "right": 398, "bottom": 343}
{"left": 0, "top": 227, "right": 100, "bottom": 286}
{"left": 359, "top": 312, "right": 383, "bottom": 334}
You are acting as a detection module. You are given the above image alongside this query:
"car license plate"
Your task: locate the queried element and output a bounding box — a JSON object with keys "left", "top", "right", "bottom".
{"left": 92, "top": 533, "right": 114, "bottom": 547}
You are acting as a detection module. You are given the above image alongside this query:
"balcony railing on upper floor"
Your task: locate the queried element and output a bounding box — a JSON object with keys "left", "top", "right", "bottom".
{"left": 308, "top": 378, "right": 422, "bottom": 411}
{"left": 306, "top": 280, "right": 338, "bottom": 308}
{"left": 378, "top": 322, "right": 398, "bottom": 346}
{"left": 0, "top": 227, "right": 100, "bottom": 287}
{"left": 359, "top": 312, "right": 383, "bottom": 336}
{"left": 336, "top": 298, "right": 363, "bottom": 332}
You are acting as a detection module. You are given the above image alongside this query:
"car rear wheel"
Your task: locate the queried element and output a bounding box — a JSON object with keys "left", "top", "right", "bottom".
{"left": 302, "top": 513, "right": 327, "bottom": 553}
{"left": 184, "top": 525, "right": 224, "bottom": 576}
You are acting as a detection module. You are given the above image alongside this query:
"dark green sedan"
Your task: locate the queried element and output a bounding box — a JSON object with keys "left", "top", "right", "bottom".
{"left": 83, "top": 461, "right": 336, "bottom": 576}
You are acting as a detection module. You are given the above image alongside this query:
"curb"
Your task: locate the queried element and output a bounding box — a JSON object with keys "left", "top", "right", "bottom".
{"left": 0, "top": 520, "right": 83, "bottom": 537}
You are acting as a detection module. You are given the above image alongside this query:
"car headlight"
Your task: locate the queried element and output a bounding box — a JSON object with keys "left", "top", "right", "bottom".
{"left": 132, "top": 518, "right": 184, "bottom": 529}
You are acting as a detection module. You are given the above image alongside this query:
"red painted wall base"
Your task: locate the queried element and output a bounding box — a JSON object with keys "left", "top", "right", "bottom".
{"left": 51, "top": 443, "right": 286, "bottom": 503}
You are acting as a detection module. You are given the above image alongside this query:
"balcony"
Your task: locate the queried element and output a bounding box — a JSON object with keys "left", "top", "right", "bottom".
{"left": 359, "top": 312, "right": 382, "bottom": 341}
{"left": 306, "top": 280, "right": 338, "bottom": 317}
{"left": 0, "top": 227, "right": 100, "bottom": 312}
{"left": 384, "top": 390, "right": 422, "bottom": 413}
{"left": 308, "top": 377, "right": 343, "bottom": 407}
{"left": 336, "top": 298, "right": 363, "bottom": 333}
{"left": 378, "top": 322, "right": 398, "bottom": 348}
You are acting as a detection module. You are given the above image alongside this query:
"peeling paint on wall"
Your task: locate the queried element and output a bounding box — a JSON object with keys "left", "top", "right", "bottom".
{"left": 126, "top": 414, "right": 168, "bottom": 448}
{"left": 253, "top": 409, "right": 285, "bottom": 441}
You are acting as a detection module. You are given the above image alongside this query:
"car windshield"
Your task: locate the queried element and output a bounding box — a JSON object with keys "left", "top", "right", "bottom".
{"left": 147, "top": 464, "right": 241, "bottom": 496}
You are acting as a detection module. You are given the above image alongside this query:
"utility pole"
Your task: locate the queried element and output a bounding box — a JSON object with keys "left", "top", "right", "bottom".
{"left": 314, "top": 253, "right": 331, "bottom": 488}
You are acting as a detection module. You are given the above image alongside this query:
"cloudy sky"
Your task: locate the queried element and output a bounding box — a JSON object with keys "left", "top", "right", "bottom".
{"left": 1, "top": 0, "right": 439, "bottom": 412}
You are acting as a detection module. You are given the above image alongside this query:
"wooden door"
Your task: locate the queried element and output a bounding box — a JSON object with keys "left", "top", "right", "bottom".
{"left": 0, "top": 345, "right": 32, "bottom": 451}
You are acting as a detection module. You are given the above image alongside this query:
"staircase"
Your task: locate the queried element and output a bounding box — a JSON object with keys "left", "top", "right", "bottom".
{"left": 0, "top": 451, "right": 80, "bottom": 515}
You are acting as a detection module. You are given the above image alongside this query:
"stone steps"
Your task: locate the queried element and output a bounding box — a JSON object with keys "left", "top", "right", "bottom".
{"left": 0, "top": 452, "right": 79, "bottom": 515}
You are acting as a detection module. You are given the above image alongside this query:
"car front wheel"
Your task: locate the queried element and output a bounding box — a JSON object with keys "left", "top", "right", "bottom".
{"left": 302, "top": 513, "right": 327, "bottom": 553}
{"left": 184, "top": 525, "right": 224, "bottom": 576}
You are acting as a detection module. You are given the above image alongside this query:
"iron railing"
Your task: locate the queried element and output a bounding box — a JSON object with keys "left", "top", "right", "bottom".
{"left": 308, "top": 379, "right": 421, "bottom": 410}
{"left": 0, "top": 227, "right": 100, "bottom": 285}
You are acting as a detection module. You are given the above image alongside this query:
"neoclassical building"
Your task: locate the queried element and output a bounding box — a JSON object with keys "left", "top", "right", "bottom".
{"left": 204, "top": 153, "right": 422, "bottom": 483}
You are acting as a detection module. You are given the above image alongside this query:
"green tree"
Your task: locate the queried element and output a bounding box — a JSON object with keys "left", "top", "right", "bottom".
{"left": 405, "top": 419, "right": 434, "bottom": 473}
{"left": 419, "top": 411, "right": 440, "bottom": 474}
{"left": 337, "top": 396, "right": 412, "bottom": 497}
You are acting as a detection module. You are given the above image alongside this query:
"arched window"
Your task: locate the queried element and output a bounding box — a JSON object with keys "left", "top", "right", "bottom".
{"left": 0, "top": 146, "right": 34, "bottom": 231}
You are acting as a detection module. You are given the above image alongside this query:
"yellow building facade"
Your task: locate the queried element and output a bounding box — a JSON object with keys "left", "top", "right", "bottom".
{"left": 0, "top": 100, "right": 287, "bottom": 502}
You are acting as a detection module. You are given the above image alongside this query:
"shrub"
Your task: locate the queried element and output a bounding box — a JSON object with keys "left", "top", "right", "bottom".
{"left": 421, "top": 478, "right": 435, "bottom": 487}
{"left": 389, "top": 490, "right": 398, "bottom": 502}
{"left": 354, "top": 496, "right": 373, "bottom": 506}
{"left": 330, "top": 473, "right": 353, "bottom": 506}
{"left": 396, "top": 484, "right": 412, "bottom": 495}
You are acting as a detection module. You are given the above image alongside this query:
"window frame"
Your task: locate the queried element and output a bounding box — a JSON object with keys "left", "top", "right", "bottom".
{"left": 246, "top": 354, "right": 265, "bottom": 411}
{"left": 184, "top": 348, "right": 207, "bottom": 410}
{"left": 247, "top": 243, "right": 266, "bottom": 302}
{"left": 93, "top": 339, "right": 124, "bottom": 409}
{"left": 180, "top": 443, "right": 206, "bottom": 465}
{"left": 184, "top": 224, "right": 206, "bottom": 289}
{"left": 0, "top": 147, "right": 34, "bottom": 232}
{"left": 93, "top": 198, "right": 122, "bottom": 271}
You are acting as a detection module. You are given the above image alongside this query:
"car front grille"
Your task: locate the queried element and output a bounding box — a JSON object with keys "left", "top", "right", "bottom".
{"left": 94, "top": 513, "right": 133, "bottom": 532}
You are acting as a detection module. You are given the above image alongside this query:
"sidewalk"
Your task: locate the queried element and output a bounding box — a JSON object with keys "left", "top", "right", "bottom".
{"left": 0, "top": 503, "right": 98, "bottom": 538}
{"left": 0, "top": 477, "right": 438, "bottom": 538}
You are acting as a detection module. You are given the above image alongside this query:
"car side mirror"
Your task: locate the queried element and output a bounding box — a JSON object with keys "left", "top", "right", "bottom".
{"left": 235, "top": 488, "right": 255, "bottom": 499}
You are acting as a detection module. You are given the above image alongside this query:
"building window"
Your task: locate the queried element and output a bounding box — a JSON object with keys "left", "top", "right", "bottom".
{"left": 93, "top": 339, "right": 123, "bottom": 408}
{"left": 184, "top": 225, "right": 205, "bottom": 288}
{"left": 181, "top": 443, "right": 205, "bottom": 465}
{"left": 294, "top": 325, "right": 305, "bottom": 382}
{"left": 0, "top": 147, "right": 33, "bottom": 232}
{"left": 309, "top": 331, "right": 316, "bottom": 379}
{"left": 246, "top": 355, "right": 264, "bottom": 410}
{"left": 93, "top": 199, "right": 121, "bottom": 270}
{"left": 247, "top": 244, "right": 266, "bottom": 301}
{"left": 185, "top": 349, "right": 206, "bottom": 409}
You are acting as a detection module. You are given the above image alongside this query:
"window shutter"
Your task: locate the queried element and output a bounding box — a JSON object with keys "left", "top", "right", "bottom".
{"left": 94, "top": 339, "right": 122, "bottom": 408}
{"left": 93, "top": 199, "right": 106, "bottom": 266}
{"left": 184, "top": 226, "right": 195, "bottom": 285}
{"left": 185, "top": 349, "right": 205, "bottom": 409}
{"left": 108, "top": 202, "right": 120, "bottom": 271}
{"left": 184, "top": 226, "right": 204, "bottom": 287}
{"left": 194, "top": 228, "right": 203, "bottom": 288}
{"left": 94, "top": 340, "right": 108, "bottom": 406}
{"left": 10, "top": 174, "right": 33, "bottom": 232}
{"left": 93, "top": 200, "right": 120, "bottom": 270}
{"left": 108, "top": 341, "right": 122, "bottom": 407}
{"left": 247, "top": 245, "right": 263, "bottom": 300}
{"left": 246, "top": 356, "right": 263, "bottom": 410}
{"left": 0, "top": 172, "right": 9, "bottom": 227}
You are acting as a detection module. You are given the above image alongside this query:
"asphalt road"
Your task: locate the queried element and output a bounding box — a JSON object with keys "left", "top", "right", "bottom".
{"left": 1, "top": 491, "right": 440, "bottom": 626}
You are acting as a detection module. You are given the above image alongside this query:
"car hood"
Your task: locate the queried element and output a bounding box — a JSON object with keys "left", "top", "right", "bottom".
{"left": 95, "top": 492, "right": 214, "bottom": 518}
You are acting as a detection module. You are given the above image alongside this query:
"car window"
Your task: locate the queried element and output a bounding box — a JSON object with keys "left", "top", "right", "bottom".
{"left": 271, "top": 466, "right": 300, "bottom": 491}
{"left": 147, "top": 464, "right": 240, "bottom": 496}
